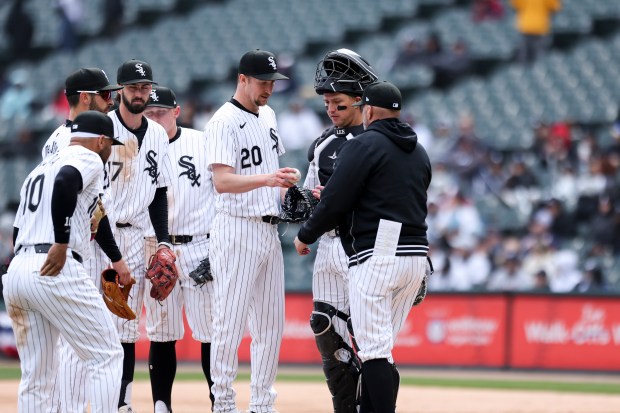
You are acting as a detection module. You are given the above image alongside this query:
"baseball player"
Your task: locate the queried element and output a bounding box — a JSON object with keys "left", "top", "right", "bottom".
{"left": 303, "top": 48, "right": 378, "bottom": 413}
{"left": 41, "top": 67, "right": 122, "bottom": 159}
{"left": 2, "top": 111, "right": 127, "bottom": 413}
{"left": 205, "top": 49, "right": 297, "bottom": 413}
{"left": 106, "top": 59, "right": 175, "bottom": 413}
{"left": 39, "top": 67, "right": 131, "bottom": 413}
{"left": 143, "top": 86, "right": 216, "bottom": 413}
{"left": 295, "top": 81, "right": 431, "bottom": 413}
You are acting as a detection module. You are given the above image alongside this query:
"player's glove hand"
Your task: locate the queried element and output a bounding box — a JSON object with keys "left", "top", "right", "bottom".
{"left": 101, "top": 269, "right": 136, "bottom": 320}
{"left": 145, "top": 247, "right": 179, "bottom": 301}
{"left": 90, "top": 197, "right": 106, "bottom": 240}
{"left": 188, "top": 257, "right": 213, "bottom": 287}
{"left": 279, "top": 185, "right": 319, "bottom": 224}
{"left": 413, "top": 257, "right": 433, "bottom": 307}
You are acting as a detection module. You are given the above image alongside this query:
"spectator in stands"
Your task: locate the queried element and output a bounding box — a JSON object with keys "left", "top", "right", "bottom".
{"left": 439, "top": 114, "right": 487, "bottom": 193}
{"left": 426, "top": 115, "right": 456, "bottom": 162}
{"left": 472, "top": 0, "right": 505, "bottom": 22}
{"left": 278, "top": 98, "right": 324, "bottom": 151}
{"left": 55, "top": 0, "right": 83, "bottom": 51}
{"left": 531, "top": 270, "right": 551, "bottom": 292}
{"left": 386, "top": 35, "right": 426, "bottom": 72}
{"left": 487, "top": 254, "right": 533, "bottom": 291}
{"left": 472, "top": 152, "right": 507, "bottom": 197}
{"left": 435, "top": 190, "right": 484, "bottom": 251}
{"left": 548, "top": 249, "right": 581, "bottom": 292}
{"left": 0, "top": 69, "right": 34, "bottom": 123}
{"left": 4, "top": 0, "right": 34, "bottom": 61}
{"left": 504, "top": 158, "right": 540, "bottom": 190}
{"left": 103, "top": 0, "right": 124, "bottom": 38}
{"left": 521, "top": 240, "right": 556, "bottom": 283}
{"left": 589, "top": 196, "right": 620, "bottom": 252}
{"left": 510, "top": 0, "right": 561, "bottom": 64}
{"left": 572, "top": 263, "right": 608, "bottom": 293}
{"left": 420, "top": 32, "right": 444, "bottom": 67}
{"left": 272, "top": 52, "right": 298, "bottom": 95}
{"left": 432, "top": 39, "right": 473, "bottom": 87}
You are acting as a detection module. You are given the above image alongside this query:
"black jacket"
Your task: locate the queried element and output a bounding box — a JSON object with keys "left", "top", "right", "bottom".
{"left": 298, "top": 118, "right": 432, "bottom": 266}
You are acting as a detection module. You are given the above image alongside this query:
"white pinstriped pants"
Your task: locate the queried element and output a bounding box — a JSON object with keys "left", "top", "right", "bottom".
{"left": 348, "top": 255, "right": 426, "bottom": 363}
{"left": 2, "top": 251, "right": 123, "bottom": 413}
{"left": 312, "top": 234, "right": 350, "bottom": 340}
{"left": 209, "top": 214, "right": 285, "bottom": 413}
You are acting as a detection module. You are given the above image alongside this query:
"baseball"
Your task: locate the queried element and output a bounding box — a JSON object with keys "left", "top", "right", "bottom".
{"left": 288, "top": 168, "right": 301, "bottom": 184}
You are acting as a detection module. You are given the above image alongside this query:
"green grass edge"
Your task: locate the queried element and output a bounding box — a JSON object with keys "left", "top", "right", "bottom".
{"left": 0, "top": 367, "right": 617, "bottom": 395}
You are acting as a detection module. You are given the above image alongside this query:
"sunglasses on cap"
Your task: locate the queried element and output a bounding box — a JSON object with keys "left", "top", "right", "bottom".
{"left": 77, "top": 90, "right": 113, "bottom": 101}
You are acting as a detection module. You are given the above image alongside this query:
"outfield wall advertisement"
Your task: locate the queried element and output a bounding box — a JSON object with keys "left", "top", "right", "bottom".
{"left": 135, "top": 292, "right": 620, "bottom": 371}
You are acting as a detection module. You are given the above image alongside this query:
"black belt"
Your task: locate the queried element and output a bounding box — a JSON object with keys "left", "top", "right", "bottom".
{"left": 170, "top": 235, "right": 193, "bottom": 244}
{"left": 18, "top": 243, "right": 83, "bottom": 264}
{"left": 261, "top": 215, "right": 282, "bottom": 225}
{"left": 116, "top": 223, "right": 132, "bottom": 228}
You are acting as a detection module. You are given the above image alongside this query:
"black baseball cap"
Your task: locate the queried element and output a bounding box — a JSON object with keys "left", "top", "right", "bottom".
{"left": 146, "top": 86, "right": 177, "bottom": 109}
{"left": 352, "top": 81, "right": 402, "bottom": 110}
{"left": 238, "top": 49, "right": 289, "bottom": 81}
{"left": 65, "top": 67, "right": 122, "bottom": 97}
{"left": 70, "top": 111, "right": 124, "bottom": 145}
{"left": 117, "top": 59, "right": 157, "bottom": 85}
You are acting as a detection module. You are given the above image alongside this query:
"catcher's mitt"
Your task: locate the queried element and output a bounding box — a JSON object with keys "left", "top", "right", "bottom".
{"left": 90, "top": 197, "right": 106, "bottom": 240}
{"left": 188, "top": 257, "right": 212, "bottom": 287}
{"left": 279, "top": 185, "right": 319, "bottom": 224}
{"left": 145, "top": 247, "right": 178, "bottom": 301}
{"left": 101, "top": 269, "right": 136, "bottom": 320}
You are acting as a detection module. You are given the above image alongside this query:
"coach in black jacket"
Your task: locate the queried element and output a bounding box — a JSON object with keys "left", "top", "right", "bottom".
{"left": 295, "top": 81, "right": 431, "bottom": 413}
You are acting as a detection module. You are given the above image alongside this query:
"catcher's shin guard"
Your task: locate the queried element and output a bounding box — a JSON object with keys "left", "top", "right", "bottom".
{"left": 311, "top": 301, "right": 360, "bottom": 413}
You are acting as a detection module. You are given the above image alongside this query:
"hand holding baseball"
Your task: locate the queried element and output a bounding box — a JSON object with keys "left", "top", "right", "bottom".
{"left": 287, "top": 168, "right": 301, "bottom": 185}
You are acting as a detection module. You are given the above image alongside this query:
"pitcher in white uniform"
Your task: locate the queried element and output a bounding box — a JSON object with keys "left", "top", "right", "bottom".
{"left": 205, "top": 49, "right": 297, "bottom": 413}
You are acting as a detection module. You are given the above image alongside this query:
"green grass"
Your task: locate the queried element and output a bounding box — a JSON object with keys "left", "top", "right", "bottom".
{"left": 2, "top": 367, "right": 617, "bottom": 395}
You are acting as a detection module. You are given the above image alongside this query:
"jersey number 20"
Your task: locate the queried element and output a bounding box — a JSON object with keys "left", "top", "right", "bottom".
{"left": 241, "top": 146, "right": 262, "bottom": 169}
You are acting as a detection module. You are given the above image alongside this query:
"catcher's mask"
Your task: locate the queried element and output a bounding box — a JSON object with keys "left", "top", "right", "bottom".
{"left": 314, "top": 48, "right": 378, "bottom": 96}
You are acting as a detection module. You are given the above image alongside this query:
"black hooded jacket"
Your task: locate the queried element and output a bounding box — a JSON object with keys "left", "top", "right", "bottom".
{"left": 297, "top": 117, "right": 432, "bottom": 266}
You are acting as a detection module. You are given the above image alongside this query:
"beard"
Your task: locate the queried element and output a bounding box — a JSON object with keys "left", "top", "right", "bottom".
{"left": 121, "top": 93, "right": 147, "bottom": 114}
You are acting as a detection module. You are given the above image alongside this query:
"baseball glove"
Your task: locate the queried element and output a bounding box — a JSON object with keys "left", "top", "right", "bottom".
{"left": 101, "top": 269, "right": 136, "bottom": 320}
{"left": 188, "top": 257, "right": 213, "bottom": 287}
{"left": 90, "top": 197, "right": 106, "bottom": 240}
{"left": 279, "top": 185, "right": 319, "bottom": 224}
{"left": 145, "top": 247, "right": 178, "bottom": 301}
{"left": 413, "top": 257, "right": 433, "bottom": 307}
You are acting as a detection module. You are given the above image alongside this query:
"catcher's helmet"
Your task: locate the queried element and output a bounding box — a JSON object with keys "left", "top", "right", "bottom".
{"left": 314, "top": 48, "right": 378, "bottom": 96}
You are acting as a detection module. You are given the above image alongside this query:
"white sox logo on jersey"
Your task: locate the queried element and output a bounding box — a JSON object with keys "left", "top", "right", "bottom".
{"left": 178, "top": 155, "right": 201, "bottom": 187}
{"left": 144, "top": 150, "right": 160, "bottom": 183}
{"left": 270, "top": 128, "right": 280, "bottom": 154}
{"left": 135, "top": 63, "right": 146, "bottom": 77}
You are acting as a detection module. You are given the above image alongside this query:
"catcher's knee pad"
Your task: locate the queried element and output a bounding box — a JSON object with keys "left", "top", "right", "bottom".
{"left": 310, "top": 302, "right": 360, "bottom": 413}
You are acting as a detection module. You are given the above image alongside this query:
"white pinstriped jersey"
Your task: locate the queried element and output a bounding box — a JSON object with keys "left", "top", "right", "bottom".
{"left": 145, "top": 127, "right": 215, "bottom": 236}
{"left": 13, "top": 145, "right": 104, "bottom": 261}
{"left": 205, "top": 101, "right": 285, "bottom": 217}
{"left": 106, "top": 109, "right": 172, "bottom": 229}
{"left": 41, "top": 122, "right": 71, "bottom": 159}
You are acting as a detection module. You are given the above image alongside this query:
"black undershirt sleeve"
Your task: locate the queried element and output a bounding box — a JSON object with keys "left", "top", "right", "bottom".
{"left": 51, "top": 166, "right": 83, "bottom": 244}
{"left": 13, "top": 227, "right": 18, "bottom": 246}
{"left": 148, "top": 187, "right": 170, "bottom": 244}
{"left": 94, "top": 216, "right": 122, "bottom": 262}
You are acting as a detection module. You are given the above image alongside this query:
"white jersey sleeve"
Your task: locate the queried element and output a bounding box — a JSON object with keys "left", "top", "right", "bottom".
{"left": 41, "top": 123, "right": 71, "bottom": 159}
{"left": 205, "top": 101, "right": 284, "bottom": 218}
{"left": 14, "top": 145, "right": 104, "bottom": 260}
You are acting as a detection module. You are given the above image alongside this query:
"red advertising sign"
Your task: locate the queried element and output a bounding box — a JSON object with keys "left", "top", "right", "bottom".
{"left": 510, "top": 295, "right": 620, "bottom": 370}
{"left": 392, "top": 294, "right": 507, "bottom": 367}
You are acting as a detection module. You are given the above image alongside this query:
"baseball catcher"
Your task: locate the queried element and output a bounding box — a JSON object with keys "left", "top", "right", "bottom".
{"left": 145, "top": 247, "right": 179, "bottom": 301}
{"left": 279, "top": 185, "right": 319, "bottom": 224}
{"left": 188, "top": 257, "right": 213, "bottom": 287}
{"left": 101, "top": 269, "right": 136, "bottom": 320}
